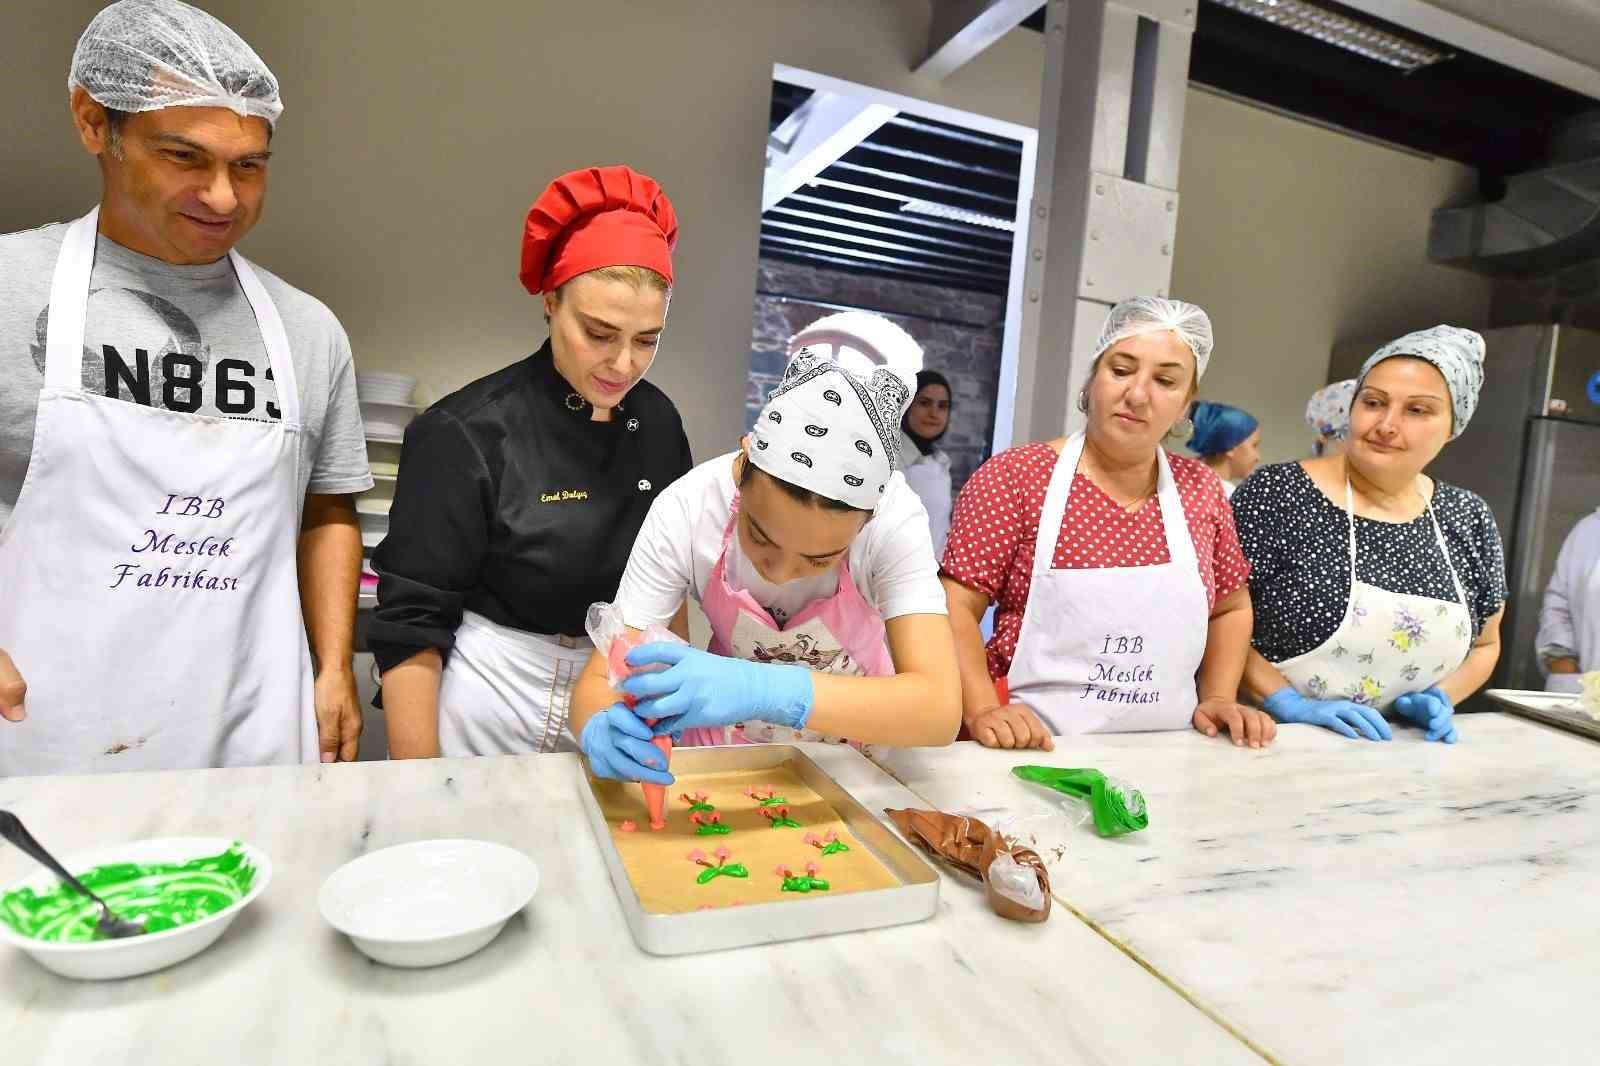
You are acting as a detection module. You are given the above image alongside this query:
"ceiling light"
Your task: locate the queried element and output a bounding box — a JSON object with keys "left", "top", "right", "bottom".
{"left": 899, "top": 199, "right": 1016, "bottom": 231}
{"left": 1209, "top": 0, "right": 1452, "bottom": 71}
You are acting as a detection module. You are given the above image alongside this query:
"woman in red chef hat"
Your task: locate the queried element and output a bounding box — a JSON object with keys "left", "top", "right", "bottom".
{"left": 370, "top": 166, "right": 695, "bottom": 759}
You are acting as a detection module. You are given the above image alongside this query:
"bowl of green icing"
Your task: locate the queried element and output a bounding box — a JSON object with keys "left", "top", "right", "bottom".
{"left": 0, "top": 837, "right": 271, "bottom": 980}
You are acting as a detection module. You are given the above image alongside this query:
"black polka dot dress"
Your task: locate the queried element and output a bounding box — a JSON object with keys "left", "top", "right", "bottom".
{"left": 1232, "top": 462, "right": 1506, "bottom": 664}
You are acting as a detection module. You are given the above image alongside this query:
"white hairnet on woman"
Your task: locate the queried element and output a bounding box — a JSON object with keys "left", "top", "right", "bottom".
{"left": 68, "top": 0, "right": 282, "bottom": 125}
{"left": 1092, "top": 295, "right": 1215, "bottom": 378}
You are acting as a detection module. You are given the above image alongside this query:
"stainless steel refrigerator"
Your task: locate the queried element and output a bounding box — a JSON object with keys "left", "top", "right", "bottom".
{"left": 1328, "top": 324, "right": 1600, "bottom": 699}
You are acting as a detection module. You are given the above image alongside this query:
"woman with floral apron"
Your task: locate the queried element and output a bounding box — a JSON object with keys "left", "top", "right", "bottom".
{"left": 1236, "top": 326, "right": 1507, "bottom": 743}
{"left": 568, "top": 349, "right": 960, "bottom": 783}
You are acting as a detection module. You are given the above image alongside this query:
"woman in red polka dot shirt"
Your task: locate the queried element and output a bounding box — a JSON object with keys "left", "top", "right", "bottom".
{"left": 941, "top": 297, "right": 1276, "bottom": 750}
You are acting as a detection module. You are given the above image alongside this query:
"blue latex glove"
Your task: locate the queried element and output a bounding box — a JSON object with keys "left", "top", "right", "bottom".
{"left": 621, "top": 643, "right": 814, "bottom": 736}
{"left": 1263, "top": 686, "right": 1392, "bottom": 741}
{"left": 1392, "top": 686, "right": 1458, "bottom": 744}
{"left": 579, "top": 704, "right": 675, "bottom": 784}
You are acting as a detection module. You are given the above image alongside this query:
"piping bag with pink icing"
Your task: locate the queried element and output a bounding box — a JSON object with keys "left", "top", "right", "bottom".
{"left": 588, "top": 602, "right": 686, "bottom": 831}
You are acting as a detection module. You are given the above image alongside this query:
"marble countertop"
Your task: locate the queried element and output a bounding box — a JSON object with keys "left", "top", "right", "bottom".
{"left": 875, "top": 713, "right": 1600, "bottom": 1066}
{"left": 0, "top": 744, "right": 1258, "bottom": 1066}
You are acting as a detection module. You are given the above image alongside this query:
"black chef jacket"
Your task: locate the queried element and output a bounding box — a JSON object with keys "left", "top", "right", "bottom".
{"left": 367, "top": 343, "right": 693, "bottom": 672}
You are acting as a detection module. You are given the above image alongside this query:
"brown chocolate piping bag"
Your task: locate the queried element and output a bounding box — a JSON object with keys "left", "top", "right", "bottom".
{"left": 885, "top": 807, "right": 1050, "bottom": 923}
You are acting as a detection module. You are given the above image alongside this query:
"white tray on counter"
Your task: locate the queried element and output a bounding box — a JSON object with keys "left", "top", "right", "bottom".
{"left": 1485, "top": 688, "right": 1600, "bottom": 742}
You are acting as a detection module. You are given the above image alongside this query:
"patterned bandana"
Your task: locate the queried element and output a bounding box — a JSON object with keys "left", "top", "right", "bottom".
{"left": 1358, "top": 325, "right": 1485, "bottom": 440}
{"left": 748, "top": 349, "right": 913, "bottom": 510}
{"left": 1305, "top": 378, "right": 1357, "bottom": 440}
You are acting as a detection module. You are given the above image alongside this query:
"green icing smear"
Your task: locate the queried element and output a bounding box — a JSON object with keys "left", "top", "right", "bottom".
{"left": 0, "top": 843, "right": 255, "bottom": 943}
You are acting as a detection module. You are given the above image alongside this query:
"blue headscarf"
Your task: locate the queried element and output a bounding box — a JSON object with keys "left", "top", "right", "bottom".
{"left": 1187, "top": 401, "right": 1258, "bottom": 457}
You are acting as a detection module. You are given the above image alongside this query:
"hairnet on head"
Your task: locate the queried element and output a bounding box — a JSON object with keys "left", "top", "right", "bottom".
{"left": 1357, "top": 325, "right": 1485, "bottom": 440}
{"left": 1187, "top": 401, "right": 1258, "bottom": 457}
{"left": 1305, "top": 379, "right": 1357, "bottom": 441}
{"left": 68, "top": 0, "right": 282, "bottom": 127}
{"left": 1093, "top": 296, "right": 1214, "bottom": 380}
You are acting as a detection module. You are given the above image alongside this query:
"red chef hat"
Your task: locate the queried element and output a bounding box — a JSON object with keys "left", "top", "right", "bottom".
{"left": 520, "top": 165, "right": 678, "bottom": 295}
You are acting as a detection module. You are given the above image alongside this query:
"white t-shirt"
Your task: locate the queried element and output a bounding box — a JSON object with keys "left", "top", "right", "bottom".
{"left": 615, "top": 452, "right": 948, "bottom": 631}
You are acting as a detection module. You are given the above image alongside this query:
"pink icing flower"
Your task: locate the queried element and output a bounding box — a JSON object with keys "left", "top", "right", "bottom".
{"left": 688, "top": 812, "right": 703, "bottom": 826}
{"left": 687, "top": 848, "right": 707, "bottom": 864}
{"left": 774, "top": 864, "right": 793, "bottom": 878}
{"left": 714, "top": 846, "right": 732, "bottom": 862}
{"left": 805, "top": 862, "right": 819, "bottom": 877}
{"left": 618, "top": 820, "right": 637, "bottom": 833}
{"left": 824, "top": 830, "right": 838, "bottom": 843}
{"left": 803, "top": 832, "right": 821, "bottom": 846}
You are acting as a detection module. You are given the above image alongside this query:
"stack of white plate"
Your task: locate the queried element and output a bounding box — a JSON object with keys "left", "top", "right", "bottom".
{"left": 357, "top": 372, "right": 418, "bottom": 442}
{"left": 356, "top": 371, "right": 416, "bottom": 406}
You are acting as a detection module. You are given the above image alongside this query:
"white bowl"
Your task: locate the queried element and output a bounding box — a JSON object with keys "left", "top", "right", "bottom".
{"left": 0, "top": 837, "right": 271, "bottom": 981}
{"left": 318, "top": 839, "right": 538, "bottom": 969}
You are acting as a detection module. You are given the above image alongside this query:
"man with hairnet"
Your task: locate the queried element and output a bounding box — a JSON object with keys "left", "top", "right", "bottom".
{"left": 0, "top": 0, "right": 371, "bottom": 775}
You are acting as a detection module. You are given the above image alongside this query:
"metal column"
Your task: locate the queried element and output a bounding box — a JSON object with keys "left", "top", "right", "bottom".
{"left": 1012, "top": 0, "right": 1195, "bottom": 443}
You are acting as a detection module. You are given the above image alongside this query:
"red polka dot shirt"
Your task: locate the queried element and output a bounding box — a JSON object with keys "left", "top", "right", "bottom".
{"left": 940, "top": 442, "right": 1250, "bottom": 680}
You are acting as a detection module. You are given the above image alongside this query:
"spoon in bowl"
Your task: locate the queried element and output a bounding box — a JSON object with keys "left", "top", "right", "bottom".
{"left": 0, "top": 811, "right": 146, "bottom": 938}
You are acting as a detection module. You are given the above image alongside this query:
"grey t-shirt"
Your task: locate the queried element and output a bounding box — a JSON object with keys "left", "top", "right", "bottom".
{"left": 0, "top": 222, "right": 372, "bottom": 527}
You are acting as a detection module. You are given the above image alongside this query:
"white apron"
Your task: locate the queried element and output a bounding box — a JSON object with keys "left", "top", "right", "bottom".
{"left": 1276, "top": 481, "right": 1472, "bottom": 711}
{"left": 0, "top": 208, "right": 316, "bottom": 777}
{"left": 1007, "top": 434, "right": 1210, "bottom": 734}
{"left": 436, "top": 611, "right": 587, "bottom": 756}
{"left": 899, "top": 433, "right": 953, "bottom": 557}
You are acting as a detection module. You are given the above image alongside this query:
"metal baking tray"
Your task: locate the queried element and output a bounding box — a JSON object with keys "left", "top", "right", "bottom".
{"left": 577, "top": 744, "right": 940, "bottom": 956}
{"left": 1485, "top": 689, "right": 1600, "bottom": 742}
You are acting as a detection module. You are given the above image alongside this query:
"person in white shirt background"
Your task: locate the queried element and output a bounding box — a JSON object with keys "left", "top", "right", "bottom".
{"left": 569, "top": 348, "right": 960, "bottom": 783}
{"left": 1537, "top": 507, "right": 1600, "bottom": 692}
{"left": 899, "top": 369, "right": 955, "bottom": 556}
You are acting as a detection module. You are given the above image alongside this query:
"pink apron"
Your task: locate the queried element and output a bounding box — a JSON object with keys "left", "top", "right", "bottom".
{"left": 676, "top": 496, "right": 894, "bottom": 747}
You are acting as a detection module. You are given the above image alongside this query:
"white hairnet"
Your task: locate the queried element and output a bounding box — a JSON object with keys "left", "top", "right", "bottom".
{"left": 1092, "top": 296, "right": 1214, "bottom": 379}
{"left": 68, "top": 0, "right": 282, "bottom": 127}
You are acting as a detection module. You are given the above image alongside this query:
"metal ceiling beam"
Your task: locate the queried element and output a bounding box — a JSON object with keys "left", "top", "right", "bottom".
{"left": 765, "top": 205, "right": 1014, "bottom": 259}
{"left": 761, "top": 220, "right": 1013, "bottom": 272}
{"left": 785, "top": 193, "right": 1014, "bottom": 244}
{"left": 760, "top": 247, "right": 1009, "bottom": 294}
{"left": 763, "top": 90, "right": 897, "bottom": 213}
{"left": 758, "top": 235, "right": 1010, "bottom": 286}
{"left": 853, "top": 142, "right": 1021, "bottom": 182}
{"left": 917, "top": 0, "right": 1044, "bottom": 80}
{"left": 830, "top": 161, "right": 1017, "bottom": 207}
{"left": 1334, "top": 0, "right": 1600, "bottom": 101}
{"left": 885, "top": 115, "right": 1024, "bottom": 155}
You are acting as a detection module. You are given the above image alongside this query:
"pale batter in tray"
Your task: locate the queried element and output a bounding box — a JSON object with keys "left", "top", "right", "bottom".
{"left": 592, "top": 766, "right": 900, "bottom": 915}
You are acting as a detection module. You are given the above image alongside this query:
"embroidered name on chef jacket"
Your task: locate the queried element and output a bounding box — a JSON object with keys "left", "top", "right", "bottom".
{"left": 540, "top": 489, "right": 590, "bottom": 503}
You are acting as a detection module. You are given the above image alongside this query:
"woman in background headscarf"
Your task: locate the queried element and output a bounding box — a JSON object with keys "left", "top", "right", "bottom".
{"left": 1234, "top": 327, "right": 1506, "bottom": 744}
{"left": 941, "top": 297, "right": 1273, "bottom": 750}
{"left": 1186, "top": 401, "right": 1260, "bottom": 497}
{"left": 1305, "top": 379, "right": 1357, "bottom": 458}
{"left": 901, "top": 370, "right": 955, "bottom": 555}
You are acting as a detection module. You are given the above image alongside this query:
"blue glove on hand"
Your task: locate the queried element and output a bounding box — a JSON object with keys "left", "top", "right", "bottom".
{"left": 621, "top": 643, "right": 814, "bottom": 736}
{"left": 1263, "top": 686, "right": 1393, "bottom": 741}
{"left": 1392, "top": 686, "right": 1458, "bottom": 743}
{"left": 579, "top": 704, "right": 675, "bottom": 784}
